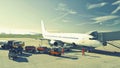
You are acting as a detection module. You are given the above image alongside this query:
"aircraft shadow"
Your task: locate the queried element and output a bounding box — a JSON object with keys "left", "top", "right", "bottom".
{"left": 85, "top": 54, "right": 101, "bottom": 58}
{"left": 92, "top": 49, "right": 120, "bottom": 57}
{"left": 58, "top": 55, "right": 78, "bottom": 60}
{"left": 71, "top": 46, "right": 120, "bottom": 57}
{"left": 0, "top": 47, "right": 8, "bottom": 50}
{"left": 13, "top": 57, "right": 29, "bottom": 62}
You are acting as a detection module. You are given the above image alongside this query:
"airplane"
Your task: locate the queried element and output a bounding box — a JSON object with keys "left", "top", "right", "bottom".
{"left": 41, "top": 20, "right": 105, "bottom": 51}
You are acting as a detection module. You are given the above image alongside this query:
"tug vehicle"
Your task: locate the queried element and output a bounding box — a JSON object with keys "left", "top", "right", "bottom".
{"left": 49, "top": 47, "right": 62, "bottom": 56}
{"left": 1, "top": 40, "right": 24, "bottom": 50}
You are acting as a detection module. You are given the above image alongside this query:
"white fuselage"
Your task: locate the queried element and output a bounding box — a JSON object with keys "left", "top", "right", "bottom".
{"left": 43, "top": 32, "right": 102, "bottom": 48}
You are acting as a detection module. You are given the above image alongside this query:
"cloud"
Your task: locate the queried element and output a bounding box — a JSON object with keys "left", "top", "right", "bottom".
{"left": 111, "top": 0, "right": 120, "bottom": 14}
{"left": 107, "top": 19, "right": 120, "bottom": 26}
{"left": 108, "top": 22, "right": 120, "bottom": 26}
{"left": 76, "top": 23, "right": 87, "bottom": 26}
{"left": 111, "top": 5, "right": 120, "bottom": 14}
{"left": 92, "top": 15, "right": 119, "bottom": 24}
{"left": 87, "top": 2, "right": 107, "bottom": 9}
{"left": 56, "top": 3, "right": 67, "bottom": 11}
{"left": 51, "top": 3, "right": 77, "bottom": 22}
{"left": 112, "top": 0, "right": 120, "bottom": 5}
{"left": 50, "top": 12, "right": 69, "bottom": 22}
{"left": 68, "top": 10, "right": 77, "bottom": 14}
{"left": 56, "top": 3, "right": 77, "bottom": 15}
{"left": 62, "top": 19, "right": 70, "bottom": 23}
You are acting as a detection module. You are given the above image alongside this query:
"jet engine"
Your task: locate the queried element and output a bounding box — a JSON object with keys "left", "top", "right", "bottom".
{"left": 49, "top": 40, "right": 64, "bottom": 46}
{"left": 49, "top": 40, "right": 58, "bottom": 46}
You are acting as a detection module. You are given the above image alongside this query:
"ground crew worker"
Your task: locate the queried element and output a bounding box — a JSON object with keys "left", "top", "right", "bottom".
{"left": 82, "top": 48, "right": 85, "bottom": 56}
{"left": 61, "top": 48, "right": 64, "bottom": 55}
{"left": 8, "top": 48, "right": 17, "bottom": 60}
{"left": 17, "top": 46, "right": 23, "bottom": 55}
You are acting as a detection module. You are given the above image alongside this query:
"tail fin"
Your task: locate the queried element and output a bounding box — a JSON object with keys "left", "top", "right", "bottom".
{"left": 41, "top": 20, "right": 48, "bottom": 37}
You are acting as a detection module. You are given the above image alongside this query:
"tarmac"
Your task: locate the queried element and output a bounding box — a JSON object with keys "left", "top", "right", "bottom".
{"left": 0, "top": 38, "right": 120, "bottom": 68}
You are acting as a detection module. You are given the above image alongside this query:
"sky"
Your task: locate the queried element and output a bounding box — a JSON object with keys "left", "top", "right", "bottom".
{"left": 0, "top": 0, "right": 120, "bottom": 34}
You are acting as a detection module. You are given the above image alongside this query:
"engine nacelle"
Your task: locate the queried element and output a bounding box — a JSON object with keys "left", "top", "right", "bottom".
{"left": 49, "top": 40, "right": 64, "bottom": 46}
{"left": 49, "top": 40, "right": 58, "bottom": 46}
{"left": 102, "top": 41, "right": 107, "bottom": 46}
